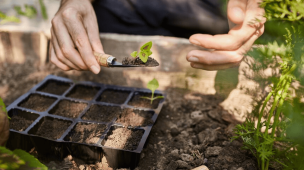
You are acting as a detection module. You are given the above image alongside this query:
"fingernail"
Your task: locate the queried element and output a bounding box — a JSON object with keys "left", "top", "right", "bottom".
{"left": 90, "top": 65, "right": 100, "bottom": 74}
{"left": 188, "top": 57, "right": 200, "bottom": 62}
{"left": 191, "top": 39, "right": 201, "bottom": 46}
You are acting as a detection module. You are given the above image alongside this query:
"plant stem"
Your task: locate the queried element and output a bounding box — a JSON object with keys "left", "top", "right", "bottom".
{"left": 150, "top": 93, "right": 154, "bottom": 104}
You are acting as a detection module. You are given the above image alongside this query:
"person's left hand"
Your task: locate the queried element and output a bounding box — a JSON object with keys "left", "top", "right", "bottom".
{"left": 186, "top": 0, "right": 266, "bottom": 70}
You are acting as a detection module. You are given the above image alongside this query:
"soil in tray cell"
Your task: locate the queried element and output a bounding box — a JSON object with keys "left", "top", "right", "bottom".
{"left": 66, "top": 85, "right": 100, "bottom": 101}
{"left": 37, "top": 80, "right": 71, "bottom": 95}
{"left": 8, "top": 109, "right": 39, "bottom": 132}
{"left": 104, "top": 127, "right": 144, "bottom": 151}
{"left": 49, "top": 100, "right": 87, "bottom": 118}
{"left": 82, "top": 104, "right": 122, "bottom": 122}
{"left": 97, "top": 89, "right": 130, "bottom": 104}
{"left": 64, "top": 123, "right": 106, "bottom": 144}
{"left": 29, "top": 116, "right": 72, "bottom": 140}
{"left": 128, "top": 92, "right": 162, "bottom": 109}
{"left": 19, "top": 94, "right": 57, "bottom": 112}
{"left": 116, "top": 109, "right": 154, "bottom": 127}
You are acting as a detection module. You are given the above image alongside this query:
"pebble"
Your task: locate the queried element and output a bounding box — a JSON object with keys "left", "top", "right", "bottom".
{"left": 180, "top": 154, "right": 194, "bottom": 162}
{"left": 190, "top": 111, "right": 204, "bottom": 120}
{"left": 176, "top": 160, "right": 189, "bottom": 169}
{"left": 205, "top": 146, "right": 223, "bottom": 157}
{"left": 203, "top": 158, "right": 208, "bottom": 164}
{"left": 165, "top": 161, "right": 178, "bottom": 170}
{"left": 197, "top": 128, "right": 218, "bottom": 144}
{"left": 191, "top": 165, "right": 209, "bottom": 170}
{"left": 140, "top": 153, "right": 145, "bottom": 159}
{"left": 79, "top": 165, "right": 85, "bottom": 170}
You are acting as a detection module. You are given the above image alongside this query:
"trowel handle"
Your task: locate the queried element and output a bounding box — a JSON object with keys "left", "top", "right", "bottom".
{"left": 93, "top": 52, "right": 115, "bottom": 67}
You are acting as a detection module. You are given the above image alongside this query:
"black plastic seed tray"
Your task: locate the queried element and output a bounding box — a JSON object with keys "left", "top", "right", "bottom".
{"left": 6, "top": 75, "right": 165, "bottom": 169}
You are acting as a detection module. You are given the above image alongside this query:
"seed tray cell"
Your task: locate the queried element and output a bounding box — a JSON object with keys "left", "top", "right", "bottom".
{"left": 37, "top": 79, "right": 72, "bottom": 95}
{"left": 6, "top": 75, "right": 165, "bottom": 169}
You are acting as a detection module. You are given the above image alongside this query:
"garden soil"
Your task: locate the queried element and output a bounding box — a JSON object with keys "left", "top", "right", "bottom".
{"left": 122, "top": 57, "right": 159, "bottom": 67}
{"left": 0, "top": 60, "right": 260, "bottom": 170}
{"left": 98, "top": 89, "right": 130, "bottom": 104}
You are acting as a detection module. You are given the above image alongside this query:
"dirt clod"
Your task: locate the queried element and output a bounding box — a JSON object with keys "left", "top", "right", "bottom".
{"left": 122, "top": 57, "right": 159, "bottom": 67}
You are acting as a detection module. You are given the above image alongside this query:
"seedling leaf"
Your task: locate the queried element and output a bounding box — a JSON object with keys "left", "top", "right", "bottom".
{"left": 147, "top": 78, "right": 159, "bottom": 95}
{"left": 130, "top": 51, "right": 138, "bottom": 58}
{"left": 152, "top": 96, "right": 164, "bottom": 100}
{"left": 140, "top": 41, "right": 152, "bottom": 51}
{"left": 39, "top": 0, "right": 48, "bottom": 20}
{"left": 139, "top": 51, "right": 149, "bottom": 63}
{"left": 0, "top": 146, "right": 25, "bottom": 169}
{"left": 13, "top": 149, "right": 47, "bottom": 169}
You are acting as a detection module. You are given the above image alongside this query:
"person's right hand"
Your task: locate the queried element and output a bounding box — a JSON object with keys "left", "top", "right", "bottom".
{"left": 49, "top": 0, "right": 104, "bottom": 74}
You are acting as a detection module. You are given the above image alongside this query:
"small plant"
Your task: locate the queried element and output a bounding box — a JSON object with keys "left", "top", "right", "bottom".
{"left": 130, "top": 41, "right": 153, "bottom": 63}
{"left": 141, "top": 78, "right": 164, "bottom": 104}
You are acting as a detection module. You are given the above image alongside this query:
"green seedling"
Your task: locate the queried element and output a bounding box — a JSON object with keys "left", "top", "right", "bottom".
{"left": 141, "top": 78, "right": 164, "bottom": 104}
{"left": 130, "top": 41, "right": 153, "bottom": 63}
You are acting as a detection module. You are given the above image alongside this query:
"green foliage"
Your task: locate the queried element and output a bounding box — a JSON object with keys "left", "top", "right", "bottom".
{"left": 38, "top": 0, "right": 48, "bottom": 20}
{"left": 141, "top": 78, "right": 164, "bottom": 104}
{"left": 0, "top": 97, "right": 9, "bottom": 119}
{"left": 0, "top": 11, "right": 20, "bottom": 24}
{"left": 130, "top": 51, "right": 138, "bottom": 58}
{"left": 233, "top": 1, "right": 304, "bottom": 170}
{"left": 130, "top": 41, "right": 153, "bottom": 63}
{"left": 0, "top": 146, "right": 47, "bottom": 170}
{"left": 14, "top": 5, "right": 37, "bottom": 18}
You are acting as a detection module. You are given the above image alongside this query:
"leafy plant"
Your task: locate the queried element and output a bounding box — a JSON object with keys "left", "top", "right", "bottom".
{"left": 0, "top": 11, "right": 20, "bottom": 24}
{"left": 38, "top": 0, "right": 48, "bottom": 20}
{"left": 141, "top": 78, "right": 164, "bottom": 104}
{"left": 130, "top": 41, "right": 153, "bottom": 63}
{"left": 233, "top": 1, "right": 304, "bottom": 170}
{"left": 0, "top": 146, "right": 47, "bottom": 170}
{"left": 14, "top": 5, "right": 37, "bottom": 19}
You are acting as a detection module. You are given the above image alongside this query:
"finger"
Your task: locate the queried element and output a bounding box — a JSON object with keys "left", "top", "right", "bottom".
{"left": 83, "top": 11, "right": 104, "bottom": 54}
{"left": 187, "top": 50, "right": 243, "bottom": 65}
{"left": 49, "top": 44, "right": 71, "bottom": 71}
{"left": 227, "top": 0, "right": 247, "bottom": 25}
{"left": 51, "top": 28, "right": 80, "bottom": 70}
{"left": 239, "top": 24, "right": 264, "bottom": 54}
{"left": 190, "top": 0, "right": 265, "bottom": 51}
{"left": 190, "top": 62, "right": 241, "bottom": 71}
{"left": 52, "top": 18, "right": 88, "bottom": 70}
{"left": 62, "top": 9, "right": 101, "bottom": 74}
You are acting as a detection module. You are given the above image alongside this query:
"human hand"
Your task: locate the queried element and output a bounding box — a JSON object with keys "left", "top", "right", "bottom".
{"left": 49, "top": 0, "right": 103, "bottom": 74}
{"left": 186, "top": 0, "right": 266, "bottom": 70}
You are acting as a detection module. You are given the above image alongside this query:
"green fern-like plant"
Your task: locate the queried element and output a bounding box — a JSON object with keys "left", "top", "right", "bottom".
{"left": 233, "top": 1, "right": 304, "bottom": 170}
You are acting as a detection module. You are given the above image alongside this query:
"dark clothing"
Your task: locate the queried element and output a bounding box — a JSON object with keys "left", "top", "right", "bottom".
{"left": 93, "top": 0, "right": 229, "bottom": 38}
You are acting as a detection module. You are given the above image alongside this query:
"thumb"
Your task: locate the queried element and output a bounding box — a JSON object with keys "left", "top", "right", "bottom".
{"left": 227, "top": 0, "right": 247, "bottom": 25}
